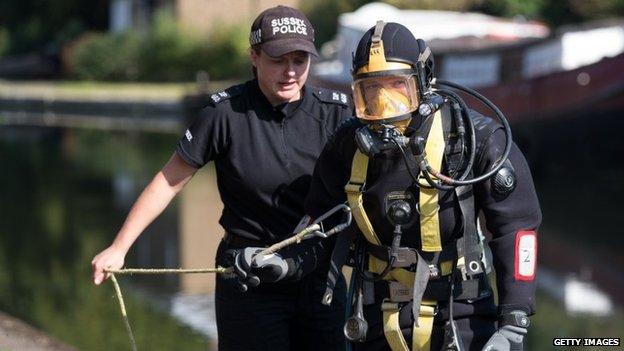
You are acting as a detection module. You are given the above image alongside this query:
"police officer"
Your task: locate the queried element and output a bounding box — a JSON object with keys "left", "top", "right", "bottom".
{"left": 303, "top": 22, "right": 542, "bottom": 350}
{"left": 92, "top": 6, "right": 351, "bottom": 351}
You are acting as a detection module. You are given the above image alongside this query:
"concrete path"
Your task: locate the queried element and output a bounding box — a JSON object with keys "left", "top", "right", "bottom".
{"left": 0, "top": 311, "right": 77, "bottom": 351}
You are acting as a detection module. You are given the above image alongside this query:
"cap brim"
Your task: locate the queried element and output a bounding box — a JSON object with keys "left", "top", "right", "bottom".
{"left": 261, "top": 38, "right": 318, "bottom": 57}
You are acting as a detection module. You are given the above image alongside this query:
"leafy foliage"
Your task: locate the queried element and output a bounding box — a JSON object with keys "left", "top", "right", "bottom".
{"left": 0, "top": 0, "right": 107, "bottom": 55}
{"left": 69, "top": 31, "right": 141, "bottom": 81}
{"left": 66, "top": 10, "right": 250, "bottom": 82}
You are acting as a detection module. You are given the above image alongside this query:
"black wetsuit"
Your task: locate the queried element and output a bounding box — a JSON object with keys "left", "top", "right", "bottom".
{"left": 305, "top": 110, "right": 542, "bottom": 350}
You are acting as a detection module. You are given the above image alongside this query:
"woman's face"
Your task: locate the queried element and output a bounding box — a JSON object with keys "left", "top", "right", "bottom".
{"left": 251, "top": 49, "right": 311, "bottom": 106}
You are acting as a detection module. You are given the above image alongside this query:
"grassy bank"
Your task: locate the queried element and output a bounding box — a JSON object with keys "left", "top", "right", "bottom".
{"left": 0, "top": 79, "right": 236, "bottom": 101}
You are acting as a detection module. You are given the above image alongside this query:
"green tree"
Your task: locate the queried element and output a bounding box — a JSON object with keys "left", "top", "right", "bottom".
{"left": 0, "top": 0, "right": 107, "bottom": 55}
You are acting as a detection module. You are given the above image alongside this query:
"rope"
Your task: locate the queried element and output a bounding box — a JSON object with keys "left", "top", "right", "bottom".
{"left": 256, "top": 224, "right": 321, "bottom": 257}
{"left": 110, "top": 274, "right": 137, "bottom": 351}
{"left": 103, "top": 223, "right": 321, "bottom": 350}
{"left": 107, "top": 267, "right": 233, "bottom": 275}
{"left": 104, "top": 266, "right": 232, "bottom": 351}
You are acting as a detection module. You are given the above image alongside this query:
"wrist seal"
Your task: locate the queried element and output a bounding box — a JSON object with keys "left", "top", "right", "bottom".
{"left": 499, "top": 310, "right": 530, "bottom": 328}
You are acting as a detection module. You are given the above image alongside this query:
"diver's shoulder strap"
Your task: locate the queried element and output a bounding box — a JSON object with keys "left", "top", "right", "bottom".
{"left": 418, "top": 108, "right": 446, "bottom": 252}
{"left": 345, "top": 150, "right": 382, "bottom": 246}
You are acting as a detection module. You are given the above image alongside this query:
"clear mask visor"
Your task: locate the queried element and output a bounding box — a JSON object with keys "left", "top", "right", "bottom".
{"left": 352, "top": 74, "right": 419, "bottom": 121}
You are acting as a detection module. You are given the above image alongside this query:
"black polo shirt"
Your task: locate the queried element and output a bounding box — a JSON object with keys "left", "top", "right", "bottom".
{"left": 176, "top": 79, "right": 352, "bottom": 244}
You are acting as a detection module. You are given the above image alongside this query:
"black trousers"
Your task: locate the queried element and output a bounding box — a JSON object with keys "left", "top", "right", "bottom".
{"left": 215, "top": 239, "right": 347, "bottom": 351}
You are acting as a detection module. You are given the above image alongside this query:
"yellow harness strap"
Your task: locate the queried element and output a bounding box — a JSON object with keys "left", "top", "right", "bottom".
{"left": 382, "top": 301, "right": 410, "bottom": 351}
{"left": 368, "top": 255, "right": 454, "bottom": 288}
{"left": 369, "top": 255, "right": 415, "bottom": 288}
{"left": 419, "top": 109, "right": 446, "bottom": 252}
{"left": 381, "top": 299, "right": 437, "bottom": 351}
{"left": 345, "top": 150, "right": 382, "bottom": 245}
{"left": 370, "top": 256, "right": 441, "bottom": 351}
{"left": 412, "top": 301, "right": 437, "bottom": 351}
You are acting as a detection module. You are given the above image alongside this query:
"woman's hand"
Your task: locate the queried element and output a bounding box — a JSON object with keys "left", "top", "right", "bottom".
{"left": 90, "top": 152, "right": 198, "bottom": 286}
{"left": 91, "top": 244, "right": 127, "bottom": 285}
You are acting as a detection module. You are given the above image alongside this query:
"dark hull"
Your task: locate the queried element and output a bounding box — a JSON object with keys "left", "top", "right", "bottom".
{"left": 479, "top": 52, "right": 624, "bottom": 123}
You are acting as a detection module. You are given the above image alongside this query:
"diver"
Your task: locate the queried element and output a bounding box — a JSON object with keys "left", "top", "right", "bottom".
{"left": 302, "top": 21, "right": 542, "bottom": 351}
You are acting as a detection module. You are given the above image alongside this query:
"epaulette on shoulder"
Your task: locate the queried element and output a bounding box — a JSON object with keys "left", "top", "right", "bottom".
{"left": 209, "top": 84, "right": 244, "bottom": 104}
{"left": 312, "top": 87, "right": 350, "bottom": 107}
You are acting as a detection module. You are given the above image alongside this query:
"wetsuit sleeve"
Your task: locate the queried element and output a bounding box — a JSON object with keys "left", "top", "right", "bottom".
{"left": 278, "top": 121, "right": 355, "bottom": 280}
{"left": 475, "top": 128, "right": 542, "bottom": 315}
{"left": 281, "top": 235, "right": 338, "bottom": 281}
{"left": 175, "top": 105, "right": 230, "bottom": 168}
{"left": 306, "top": 121, "right": 354, "bottom": 219}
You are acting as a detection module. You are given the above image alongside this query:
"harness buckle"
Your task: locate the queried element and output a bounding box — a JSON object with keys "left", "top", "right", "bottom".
{"left": 393, "top": 247, "right": 418, "bottom": 268}
{"left": 415, "top": 202, "right": 440, "bottom": 217}
{"left": 428, "top": 264, "right": 440, "bottom": 280}
{"left": 457, "top": 256, "right": 483, "bottom": 281}
{"left": 345, "top": 182, "right": 364, "bottom": 194}
{"left": 381, "top": 299, "right": 402, "bottom": 311}
{"left": 388, "top": 281, "right": 413, "bottom": 303}
{"left": 419, "top": 304, "right": 437, "bottom": 317}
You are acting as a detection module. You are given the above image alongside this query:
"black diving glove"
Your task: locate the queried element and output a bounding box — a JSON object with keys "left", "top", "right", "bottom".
{"left": 482, "top": 311, "right": 529, "bottom": 351}
{"left": 225, "top": 247, "right": 291, "bottom": 291}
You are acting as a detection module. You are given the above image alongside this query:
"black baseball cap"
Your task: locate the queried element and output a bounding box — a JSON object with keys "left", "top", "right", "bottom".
{"left": 249, "top": 6, "right": 318, "bottom": 57}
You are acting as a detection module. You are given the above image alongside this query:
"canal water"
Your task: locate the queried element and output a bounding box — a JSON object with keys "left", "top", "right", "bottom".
{"left": 0, "top": 126, "right": 208, "bottom": 350}
{"left": 1, "top": 109, "right": 623, "bottom": 350}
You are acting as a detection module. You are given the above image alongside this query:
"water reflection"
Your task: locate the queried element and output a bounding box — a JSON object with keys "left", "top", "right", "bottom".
{"left": 0, "top": 126, "right": 207, "bottom": 350}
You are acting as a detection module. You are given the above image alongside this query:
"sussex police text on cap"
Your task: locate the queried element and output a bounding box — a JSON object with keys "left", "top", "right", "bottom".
{"left": 271, "top": 17, "right": 308, "bottom": 35}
